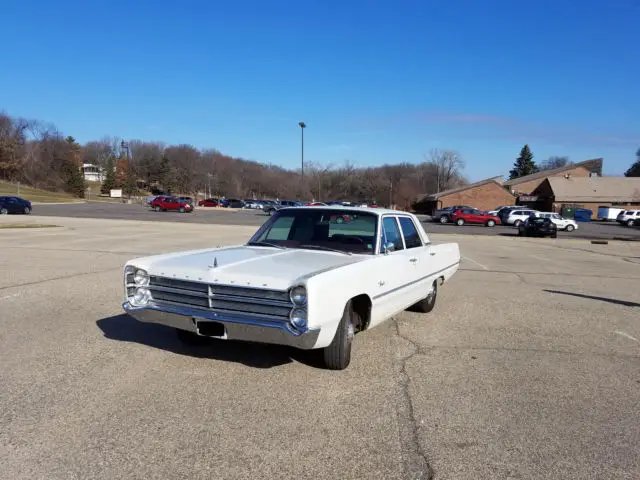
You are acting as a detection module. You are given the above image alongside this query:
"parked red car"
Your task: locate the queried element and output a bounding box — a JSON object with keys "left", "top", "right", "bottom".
{"left": 151, "top": 196, "right": 193, "bottom": 213}
{"left": 450, "top": 208, "right": 500, "bottom": 227}
{"left": 198, "top": 198, "right": 219, "bottom": 207}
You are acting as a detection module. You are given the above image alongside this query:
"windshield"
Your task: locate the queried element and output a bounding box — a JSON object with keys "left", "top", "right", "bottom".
{"left": 248, "top": 208, "right": 379, "bottom": 254}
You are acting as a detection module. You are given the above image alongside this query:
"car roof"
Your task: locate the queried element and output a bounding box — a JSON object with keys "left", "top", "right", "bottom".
{"left": 279, "top": 205, "right": 413, "bottom": 217}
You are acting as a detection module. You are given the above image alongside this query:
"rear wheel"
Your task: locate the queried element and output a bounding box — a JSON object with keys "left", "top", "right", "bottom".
{"left": 486, "top": 219, "right": 495, "bottom": 227}
{"left": 565, "top": 224, "right": 575, "bottom": 232}
{"left": 412, "top": 280, "right": 438, "bottom": 313}
{"left": 179, "top": 206, "right": 186, "bottom": 213}
{"left": 439, "top": 215, "right": 448, "bottom": 224}
{"left": 627, "top": 219, "right": 635, "bottom": 227}
{"left": 514, "top": 220, "right": 522, "bottom": 227}
{"left": 154, "top": 205, "right": 161, "bottom": 212}
{"left": 456, "top": 218, "right": 464, "bottom": 226}
{"left": 322, "top": 301, "right": 359, "bottom": 370}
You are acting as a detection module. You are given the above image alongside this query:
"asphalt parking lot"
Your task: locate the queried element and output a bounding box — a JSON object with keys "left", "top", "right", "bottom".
{"left": 1, "top": 215, "right": 639, "bottom": 479}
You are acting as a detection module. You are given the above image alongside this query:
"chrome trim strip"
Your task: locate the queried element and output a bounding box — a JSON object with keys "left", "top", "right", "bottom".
{"left": 372, "top": 262, "right": 460, "bottom": 300}
{"left": 149, "top": 275, "right": 289, "bottom": 295}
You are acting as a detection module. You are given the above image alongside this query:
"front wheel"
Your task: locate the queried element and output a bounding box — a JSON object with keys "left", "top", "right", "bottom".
{"left": 0, "top": 208, "right": 8, "bottom": 215}
{"left": 24, "top": 207, "right": 31, "bottom": 214}
{"left": 322, "top": 301, "right": 359, "bottom": 370}
{"left": 412, "top": 280, "right": 438, "bottom": 313}
{"left": 486, "top": 219, "right": 495, "bottom": 227}
{"left": 456, "top": 218, "right": 464, "bottom": 226}
{"left": 565, "top": 224, "right": 575, "bottom": 232}
{"left": 179, "top": 206, "right": 186, "bottom": 213}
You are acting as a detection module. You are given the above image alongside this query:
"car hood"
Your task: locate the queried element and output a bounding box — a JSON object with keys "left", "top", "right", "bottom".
{"left": 133, "top": 245, "right": 368, "bottom": 290}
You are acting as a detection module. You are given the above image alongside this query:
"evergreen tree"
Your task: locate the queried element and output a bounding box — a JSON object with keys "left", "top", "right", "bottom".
{"left": 122, "top": 166, "right": 138, "bottom": 197}
{"left": 509, "top": 144, "right": 538, "bottom": 179}
{"left": 60, "top": 158, "right": 86, "bottom": 197}
{"left": 101, "top": 157, "right": 117, "bottom": 194}
{"left": 158, "top": 156, "right": 177, "bottom": 193}
{"left": 624, "top": 148, "right": 640, "bottom": 177}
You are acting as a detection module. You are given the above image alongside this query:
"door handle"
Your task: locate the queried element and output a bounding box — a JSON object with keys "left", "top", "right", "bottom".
{"left": 409, "top": 257, "right": 418, "bottom": 263}
{"left": 430, "top": 252, "right": 436, "bottom": 256}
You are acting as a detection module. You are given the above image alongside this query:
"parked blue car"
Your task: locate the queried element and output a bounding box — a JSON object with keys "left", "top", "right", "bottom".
{"left": 0, "top": 196, "right": 32, "bottom": 215}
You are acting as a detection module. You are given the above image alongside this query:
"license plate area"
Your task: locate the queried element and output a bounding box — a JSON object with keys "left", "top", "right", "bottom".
{"left": 194, "top": 319, "right": 226, "bottom": 338}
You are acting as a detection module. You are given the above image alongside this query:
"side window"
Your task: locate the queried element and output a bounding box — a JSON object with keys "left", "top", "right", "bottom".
{"left": 381, "top": 217, "right": 404, "bottom": 252}
{"left": 262, "top": 215, "right": 295, "bottom": 240}
{"left": 472, "top": 209, "right": 482, "bottom": 215}
{"left": 398, "top": 217, "right": 422, "bottom": 249}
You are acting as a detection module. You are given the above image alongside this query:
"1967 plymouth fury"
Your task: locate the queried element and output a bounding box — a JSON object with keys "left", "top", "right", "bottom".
{"left": 122, "top": 206, "right": 460, "bottom": 369}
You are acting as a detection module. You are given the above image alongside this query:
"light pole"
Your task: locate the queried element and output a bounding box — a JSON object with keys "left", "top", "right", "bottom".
{"left": 121, "top": 140, "right": 131, "bottom": 200}
{"left": 298, "top": 122, "right": 306, "bottom": 198}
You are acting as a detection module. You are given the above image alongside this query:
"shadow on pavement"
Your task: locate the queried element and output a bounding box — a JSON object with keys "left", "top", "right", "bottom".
{"left": 96, "top": 314, "right": 325, "bottom": 369}
{"left": 544, "top": 290, "right": 640, "bottom": 308}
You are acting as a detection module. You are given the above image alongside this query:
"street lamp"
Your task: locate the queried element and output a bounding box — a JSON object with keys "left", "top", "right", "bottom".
{"left": 298, "top": 122, "right": 306, "bottom": 198}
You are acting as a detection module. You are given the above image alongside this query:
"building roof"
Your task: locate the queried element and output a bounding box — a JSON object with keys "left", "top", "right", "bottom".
{"left": 503, "top": 158, "right": 603, "bottom": 187}
{"left": 418, "top": 176, "right": 506, "bottom": 201}
{"left": 544, "top": 176, "right": 640, "bottom": 203}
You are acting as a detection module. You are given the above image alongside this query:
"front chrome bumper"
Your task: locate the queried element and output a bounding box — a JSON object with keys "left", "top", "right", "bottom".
{"left": 122, "top": 302, "right": 320, "bottom": 350}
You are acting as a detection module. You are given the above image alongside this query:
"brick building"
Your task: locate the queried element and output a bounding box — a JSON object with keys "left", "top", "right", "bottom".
{"left": 414, "top": 176, "right": 516, "bottom": 214}
{"left": 529, "top": 176, "right": 640, "bottom": 213}
{"left": 502, "top": 158, "right": 603, "bottom": 196}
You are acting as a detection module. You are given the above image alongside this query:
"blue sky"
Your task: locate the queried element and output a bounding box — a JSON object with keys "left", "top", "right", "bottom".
{"left": 1, "top": 0, "right": 638, "bottom": 181}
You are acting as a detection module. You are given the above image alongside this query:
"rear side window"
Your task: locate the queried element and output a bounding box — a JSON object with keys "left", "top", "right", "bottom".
{"left": 398, "top": 217, "right": 422, "bottom": 249}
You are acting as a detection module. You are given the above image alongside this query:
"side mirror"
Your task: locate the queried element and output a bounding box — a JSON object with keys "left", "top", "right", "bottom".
{"left": 383, "top": 241, "right": 395, "bottom": 254}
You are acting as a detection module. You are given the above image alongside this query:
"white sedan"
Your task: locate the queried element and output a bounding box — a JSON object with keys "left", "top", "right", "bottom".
{"left": 535, "top": 212, "right": 579, "bottom": 232}
{"left": 121, "top": 206, "right": 461, "bottom": 370}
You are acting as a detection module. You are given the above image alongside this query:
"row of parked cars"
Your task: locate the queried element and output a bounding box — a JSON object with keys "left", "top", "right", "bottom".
{"left": 432, "top": 205, "right": 579, "bottom": 237}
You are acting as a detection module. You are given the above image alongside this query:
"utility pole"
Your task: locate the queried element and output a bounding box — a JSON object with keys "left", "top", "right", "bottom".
{"left": 299, "top": 122, "right": 306, "bottom": 199}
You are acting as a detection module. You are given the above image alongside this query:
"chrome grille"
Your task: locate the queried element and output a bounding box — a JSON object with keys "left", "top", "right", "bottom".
{"left": 148, "top": 276, "right": 292, "bottom": 320}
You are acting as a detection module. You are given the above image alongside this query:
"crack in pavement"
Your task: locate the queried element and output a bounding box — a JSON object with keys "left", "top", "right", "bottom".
{"left": 0, "top": 267, "right": 123, "bottom": 291}
{"left": 393, "top": 319, "right": 435, "bottom": 480}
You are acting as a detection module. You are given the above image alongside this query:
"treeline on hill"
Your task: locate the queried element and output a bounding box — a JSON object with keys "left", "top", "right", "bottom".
{"left": 0, "top": 112, "right": 467, "bottom": 207}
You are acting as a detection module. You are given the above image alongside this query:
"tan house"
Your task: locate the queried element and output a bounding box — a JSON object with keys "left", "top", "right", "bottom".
{"left": 530, "top": 176, "right": 640, "bottom": 213}
{"left": 414, "top": 176, "right": 516, "bottom": 214}
{"left": 503, "top": 158, "right": 603, "bottom": 196}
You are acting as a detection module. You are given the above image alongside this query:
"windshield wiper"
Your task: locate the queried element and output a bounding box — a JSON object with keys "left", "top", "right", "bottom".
{"left": 247, "top": 241, "right": 286, "bottom": 249}
{"left": 298, "top": 244, "right": 352, "bottom": 255}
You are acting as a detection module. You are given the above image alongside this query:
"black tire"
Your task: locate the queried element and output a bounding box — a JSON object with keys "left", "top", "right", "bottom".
{"left": 565, "top": 224, "right": 574, "bottom": 232}
{"left": 456, "top": 218, "right": 464, "bottom": 226}
{"left": 439, "top": 215, "right": 448, "bottom": 224}
{"left": 154, "top": 205, "right": 161, "bottom": 212}
{"left": 0, "top": 208, "right": 8, "bottom": 215}
{"left": 179, "top": 206, "right": 186, "bottom": 213}
{"left": 551, "top": 233, "right": 558, "bottom": 238}
{"left": 24, "top": 206, "right": 31, "bottom": 214}
{"left": 336, "top": 216, "right": 344, "bottom": 224}
{"left": 412, "top": 280, "right": 438, "bottom": 313}
{"left": 627, "top": 219, "right": 634, "bottom": 227}
{"left": 518, "top": 230, "right": 525, "bottom": 236}
{"left": 322, "top": 301, "right": 359, "bottom": 370}
{"left": 514, "top": 220, "right": 522, "bottom": 227}
{"left": 175, "top": 328, "right": 210, "bottom": 345}
{"left": 486, "top": 219, "right": 495, "bottom": 227}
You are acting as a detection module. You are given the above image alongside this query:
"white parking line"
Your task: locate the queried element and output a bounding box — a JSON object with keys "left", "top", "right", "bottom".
{"left": 0, "top": 292, "right": 21, "bottom": 301}
{"left": 614, "top": 331, "right": 639, "bottom": 343}
{"left": 462, "top": 256, "right": 489, "bottom": 271}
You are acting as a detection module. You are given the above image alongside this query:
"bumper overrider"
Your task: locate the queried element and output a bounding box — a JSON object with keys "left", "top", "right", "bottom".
{"left": 121, "top": 267, "right": 320, "bottom": 350}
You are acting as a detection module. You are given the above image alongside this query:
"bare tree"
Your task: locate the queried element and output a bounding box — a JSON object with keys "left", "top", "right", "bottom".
{"left": 539, "top": 156, "right": 571, "bottom": 171}
{"left": 426, "top": 149, "right": 466, "bottom": 193}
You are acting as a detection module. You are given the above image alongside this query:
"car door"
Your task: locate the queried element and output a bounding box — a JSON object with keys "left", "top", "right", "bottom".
{"left": 6, "top": 197, "right": 19, "bottom": 213}
{"left": 470, "top": 209, "right": 484, "bottom": 224}
{"left": 396, "top": 215, "right": 437, "bottom": 304}
{"left": 369, "top": 216, "right": 414, "bottom": 326}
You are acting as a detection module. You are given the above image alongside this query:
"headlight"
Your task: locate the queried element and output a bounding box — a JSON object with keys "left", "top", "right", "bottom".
{"left": 289, "top": 308, "right": 307, "bottom": 330}
{"left": 133, "top": 269, "right": 150, "bottom": 286}
{"left": 289, "top": 286, "right": 307, "bottom": 305}
{"left": 132, "top": 287, "right": 151, "bottom": 305}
